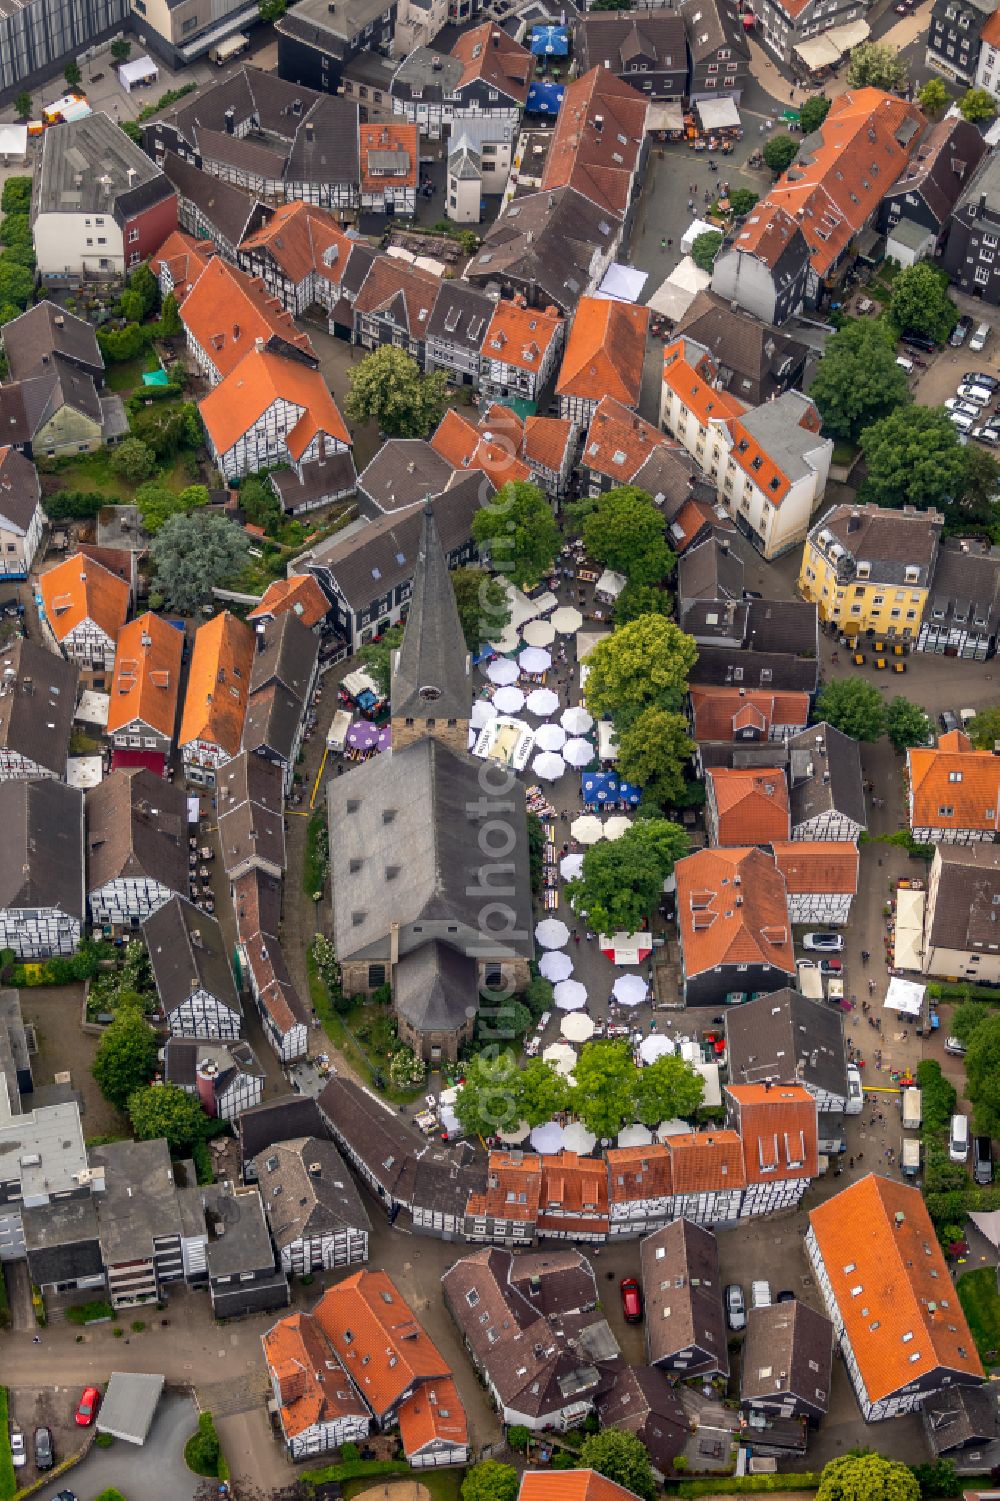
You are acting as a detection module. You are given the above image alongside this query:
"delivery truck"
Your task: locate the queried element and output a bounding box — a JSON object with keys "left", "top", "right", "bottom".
{"left": 901, "top": 1138, "right": 921, "bottom": 1177}
{"left": 796, "top": 962, "right": 824, "bottom": 1002}
{"left": 902, "top": 1087, "right": 922, "bottom": 1131}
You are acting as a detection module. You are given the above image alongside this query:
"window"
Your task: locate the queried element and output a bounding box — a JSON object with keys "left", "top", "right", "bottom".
{"left": 128, "top": 228, "right": 140, "bottom": 244}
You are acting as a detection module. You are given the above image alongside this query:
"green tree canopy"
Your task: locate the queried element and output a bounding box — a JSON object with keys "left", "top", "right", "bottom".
{"left": 64, "top": 60, "right": 82, "bottom": 87}
{"left": 952, "top": 1000, "right": 994, "bottom": 1044}
{"left": 461, "top": 1462, "right": 519, "bottom": 1501}
{"left": 809, "top": 319, "right": 911, "bottom": 442}
{"left": 960, "top": 443, "right": 1000, "bottom": 523}
{"left": 798, "top": 95, "right": 831, "bottom": 133}
{"left": 582, "top": 486, "right": 676, "bottom": 586}
{"left": 615, "top": 581, "right": 673, "bottom": 625}
{"left": 918, "top": 78, "right": 949, "bottom": 116}
{"left": 150, "top": 512, "right": 249, "bottom": 614}
{"left": 13, "top": 93, "right": 32, "bottom": 121}
{"left": 860, "top": 406, "right": 968, "bottom": 512}
{"left": 690, "top": 230, "right": 724, "bottom": 272}
{"left": 518, "top": 1056, "right": 573, "bottom": 1127}
{"left": 815, "top": 678, "right": 888, "bottom": 741}
{"left": 763, "top": 134, "right": 798, "bottom": 174}
{"left": 471, "top": 480, "right": 561, "bottom": 590}
{"left": 159, "top": 289, "right": 182, "bottom": 337}
{"left": 451, "top": 566, "right": 512, "bottom": 650}
{"left": 728, "top": 188, "right": 759, "bottom": 217}
{"left": 453, "top": 1050, "right": 525, "bottom": 1137}
{"left": 816, "top": 1456, "right": 919, "bottom": 1501}
{"left": 571, "top": 1042, "right": 639, "bottom": 1141}
{"left": 566, "top": 817, "right": 688, "bottom": 935}
{"left": 238, "top": 474, "right": 283, "bottom": 535}
{"left": 109, "top": 437, "right": 156, "bottom": 485}
{"left": 128, "top": 262, "right": 159, "bottom": 318}
{"left": 579, "top": 1429, "right": 657, "bottom": 1501}
{"left": 963, "top": 1012, "right": 1000, "bottom": 1136}
{"left": 0, "top": 258, "right": 35, "bottom": 310}
{"left": 886, "top": 696, "right": 932, "bottom": 752}
{"left": 888, "top": 263, "right": 958, "bottom": 345}
{"left": 110, "top": 36, "right": 132, "bottom": 60}
{"left": 127, "top": 1083, "right": 208, "bottom": 1151}
{"left": 961, "top": 87, "right": 997, "bottom": 121}
{"left": 846, "top": 42, "right": 908, "bottom": 90}
{"left": 345, "top": 346, "right": 448, "bottom": 438}
{"left": 583, "top": 615, "right": 698, "bottom": 728}
{"left": 968, "top": 708, "right": 1000, "bottom": 750}
{"left": 92, "top": 1006, "right": 158, "bottom": 1111}
{"left": 360, "top": 624, "right": 403, "bottom": 697}
{"left": 615, "top": 707, "right": 693, "bottom": 811}
{"left": 634, "top": 1053, "right": 705, "bottom": 1128}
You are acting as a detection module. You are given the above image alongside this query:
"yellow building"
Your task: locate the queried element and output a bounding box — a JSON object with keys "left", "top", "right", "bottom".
{"left": 798, "top": 501, "right": 943, "bottom": 640}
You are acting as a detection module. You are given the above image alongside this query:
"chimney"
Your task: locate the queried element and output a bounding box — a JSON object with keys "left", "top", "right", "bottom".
{"left": 255, "top": 336, "right": 265, "bottom": 352}
{"left": 492, "top": 28, "right": 500, "bottom": 45}
{"left": 233, "top": 323, "right": 240, "bottom": 340}
{"left": 594, "top": 114, "right": 604, "bottom": 132}
{"left": 224, "top": 106, "right": 235, "bottom": 135}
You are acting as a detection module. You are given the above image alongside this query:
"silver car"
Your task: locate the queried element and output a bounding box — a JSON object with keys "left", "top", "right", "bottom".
{"left": 726, "top": 1283, "right": 746, "bottom": 1330}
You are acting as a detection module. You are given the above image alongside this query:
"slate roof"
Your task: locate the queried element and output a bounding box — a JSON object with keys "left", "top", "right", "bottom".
{"left": 0, "top": 445, "right": 42, "bottom": 535}
{"left": 923, "top": 1385, "right": 1000, "bottom": 1459}
{"left": 2, "top": 299, "right": 103, "bottom": 381}
{"left": 887, "top": 116, "right": 986, "bottom": 228}
{"left": 318, "top": 1075, "right": 430, "bottom": 1202}
{"left": 217, "top": 750, "right": 286, "bottom": 876}
{"left": 641, "top": 1218, "right": 729, "bottom": 1374}
{"left": 467, "top": 186, "right": 618, "bottom": 314}
{"left": 724, "top": 987, "right": 848, "bottom": 1099}
{"left": 250, "top": 610, "right": 318, "bottom": 700}
{"left": 254, "top": 1135, "right": 371, "bottom": 1249}
{"left": 395, "top": 942, "right": 476, "bottom": 1037}
{"left": 807, "top": 500, "right": 942, "bottom": 584}
{"left": 678, "top": 535, "right": 745, "bottom": 608}
{"left": 674, "top": 291, "right": 809, "bottom": 404}
{"left": 390, "top": 502, "right": 470, "bottom": 727}
{"left": 680, "top": 0, "right": 749, "bottom": 62}
{"left": 425, "top": 282, "right": 493, "bottom": 353}
{"left": 359, "top": 440, "right": 454, "bottom": 515}
{"left": 143, "top": 894, "right": 240, "bottom": 1017}
{"left": 926, "top": 538, "right": 1000, "bottom": 636}
{"left": 85, "top": 768, "right": 188, "bottom": 896}
{"left": 787, "top": 721, "right": 866, "bottom": 831}
{"left": 239, "top": 1093, "right": 328, "bottom": 1168}
{"left": 0, "top": 636, "right": 77, "bottom": 778}
{"left": 596, "top": 1366, "right": 689, "bottom": 1476}
{"left": 926, "top": 844, "right": 1000, "bottom": 953}
{"left": 0, "top": 779, "right": 83, "bottom": 918}
{"left": 161, "top": 151, "right": 264, "bottom": 250}
{"left": 740, "top": 1300, "right": 833, "bottom": 1411}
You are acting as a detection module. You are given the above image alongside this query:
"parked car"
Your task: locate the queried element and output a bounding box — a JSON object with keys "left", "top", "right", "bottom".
{"left": 34, "top": 1428, "right": 53, "bottom": 1471}
{"left": 940, "top": 710, "right": 959, "bottom": 734}
{"left": 75, "top": 1387, "right": 100, "bottom": 1427}
{"left": 964, "top": 371, "right": 999, "bottom": 390}
{"left": 9, "top": 1431, "right": 25, "bottom": 1470}
{"left": 972, "top": 425, "right": 1000, "bottom": 444}
{"left": 948, "top": 398, "right": 984, "bottom": 418}
{"left": 776, "top": 1290, "right": 796, "bottom": 1303}
{"left": 802, "top": 932, "right": 845, "bottom": 952}
{"left": 751, "top": 1280, "right": 771, "bottom": 1309}
{"left": 818, "top": 958, "right": 843, "bottom": 974}
{"left": 620, "top": 1277, "right": 643, "bottom": 1324}
{"left": 945, "top": 1035, "right": 967, "bottom": 1055}
{"left": 903, "top": 333, "right": 937, "bottom": 353}
{"left": 957, "top": 384, "right": 993, "bottom": 406}
{"left": 969, "top": 322, "right": 991, "bottom": 353}
{"left": 726, "top": 1283, "right": 747, "bottom": 1330}
{"left": 975, "top": 1135, "right": 994, "bottom": 1186}
{"left": 951, "top": 315, "right": 973, "bottom": 346}
{"left": 951, "top": 412, "right": 975, "bottom": 434}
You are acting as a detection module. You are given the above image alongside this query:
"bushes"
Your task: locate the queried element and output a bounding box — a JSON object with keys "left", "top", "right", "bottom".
{"left": 927, "top": 980, "right": 1000, "bottom": 1003}
{"left": 303, "top": 1459, "right": 411, "bottom": 1491}
{"left": 0, "top": 1388, "right": 14, "bottom": 1501}
{"left": 44, "top": 489, "right": 108, "bottom": 521}
{"left": 1, "top": 178, "right": 31, "bottom": 214}
{"left": 192, "top": 1139, "right": 214, "bottom": 1186}
{"left": 184, "top": 1411, "right": 228, "bottom": 1480}
{"left": 918, "top": 1059, "right": 957, "bottom": 1135}
{"left": 10, "top": 937, "right": 116, "bottom": 987}
{"left": 676, "top": 1479, "right": 821, "bottom": 1497}
{"left": 66, "top": 1299, "right": 115, "bottom": 1325}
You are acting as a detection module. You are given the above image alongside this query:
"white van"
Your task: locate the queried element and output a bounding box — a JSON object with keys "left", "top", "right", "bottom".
{"left": 895, "top": 355, "right": 914, "bottom": 374}
{"left": 970, "top": 322, "right": 991, "bottom": 353}
{"left": 950, "top": 1113, "right": 970, "bottom": 1163}
{"left": 845, "top": 1063, "right": 863, "bottom": 1115}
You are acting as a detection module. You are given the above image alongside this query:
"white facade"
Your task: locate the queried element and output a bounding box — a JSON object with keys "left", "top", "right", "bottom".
{"left": 182, "top": 735, "right": 233, "bottom": 785}
{"left": 785, "top": 889, "right": 854, "bottom": 925}
{"left": 976, "top": 34, "right": 1000, "bottom": 99}
{"left": 211, "top": 399, "right": 350, "bottom": 484}
{"left": 480, "top": 336, "right": 561, "bottom": 404}
{"left": 166, "top": 986, "right": 242, "bottom": 1042}
{"left": 361, "top": 181, "right": 417, "bottom": 217}
{"left": 279, "top": 1225, "right": 369, "bottom": 1275}
{"left": 0, "top": 503, "right": 43, "bottom": 579}
{"left": 33, "top": 211, "right": 126, "bottom": 278}
{"left": 0, "top": 749, "right": 56, "bottom": 781}
{"left": 88, "top": 874, "right": 177, "bottom": 931}
{"left": 792, "top": 809, "right": 864, "bottom": 842}
{"left": 446, "top": 157, "right": 482, "bottom": 224}
{"left": 44, "top": 615, "right": 116, "bottom": 672}
{"left": 0, "top": 905, "right": 80, "bottom": 959}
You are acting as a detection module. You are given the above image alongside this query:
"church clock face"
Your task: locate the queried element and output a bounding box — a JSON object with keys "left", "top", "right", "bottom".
{"left": 419, "top": 685, "right": 441, "bottom": 703}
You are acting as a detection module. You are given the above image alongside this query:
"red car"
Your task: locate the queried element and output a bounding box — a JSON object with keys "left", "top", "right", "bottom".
{"left": 621, "top": 1277, "right": 643, "bottom": 1324}
{"left": 75, "top": 1387, "right": 100, "bottom": 1427}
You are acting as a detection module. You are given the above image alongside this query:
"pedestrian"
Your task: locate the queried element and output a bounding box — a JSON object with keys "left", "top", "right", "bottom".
{"left": 688, "top": 198, "right": 694, "bottom": 210}
{"left": 32, "top": 1334, "right": 40, "bottom": 1345}
{"left": 857, "top": 1150, "right": 864, "bottom": 1162}
{"left": 660, "top": 237, "right": 667, "bottom": 250}
{"left": 849, "top": 1156, "right": 855, "bottom": 1169}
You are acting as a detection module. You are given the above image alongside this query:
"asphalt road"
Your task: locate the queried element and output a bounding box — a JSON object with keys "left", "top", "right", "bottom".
{"left": 26, "top": 1392, "right": 200, "bottom": 1501}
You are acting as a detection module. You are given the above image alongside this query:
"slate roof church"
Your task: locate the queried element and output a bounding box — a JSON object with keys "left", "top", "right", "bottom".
{"left": 326, "top": 503, "right": 534, "bottom": 1061}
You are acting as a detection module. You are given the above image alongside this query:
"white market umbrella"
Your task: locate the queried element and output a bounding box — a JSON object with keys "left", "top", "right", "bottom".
{"left": 554, "top": 978, "right": 588, "bottom": 1011}
{"left": 562, "top": 1120, "right": 597, "bottom": 1155}
{"left": 552, "top": 605, "right": 584, "bottom": 635}
{"left": 526, "top": 687, "right": 560, "bottom": 717}
{"left": 542, "top": 1044, "right": 577, "bottom": 1079}
{"left": 471, "top": 699, "right": 498, "bottom": 729}
{"left": 640, "top": 1034, "right": 674, "bottom": 1065}
{"left": 571, "top": 814, "right": 604, "bottom": 844}
{"left": 614, "top": 973, "right": 648, "bottom": 1007}
{"left": 498, "top": 1120, "right": 531, "bottom": 1144}
{"left": 560, "top": 852, "right": 584, "bottom": 880}
{"left": 490, "top": 628, "right": 520, "bottom": 655}
{"left": 531, "top": 1119, "right": 566, "bottom": 1152}
{"left": 494, "top": 685, "right": 526, "bottom": 714}
{"left": 533, "top": 751, "right": 566, "bottom": 781}
{"left": 523, "top": 617, "right": 556, "bottom": 648}
{"left": 605, "top": 815, "right": 633, "bottom": 841}
{"left": 488, "top": 657, "right": 519, "bottom": 686}
{"left": 562, "top": 705, "right": 594, "bottom": 735}
{"left": 618, "top": 1123, "right": 654, "bottom": 1148}
{"left": 534, "top": 722, "right": 566, "bottom": 751}
{"left": 539, "top": 949, "right": 574, "bottom": 982}
{"left": 563, "top": 737, "right": 593, "bottom": 768}
{"left": 536, "top": 917, "right": 570, "bottom": 949}
{"left": 561, "top": 1012, "right": 595, "bottom": 1042}
{"left": 519, "top": 646, "right": 552, "bottom": 675}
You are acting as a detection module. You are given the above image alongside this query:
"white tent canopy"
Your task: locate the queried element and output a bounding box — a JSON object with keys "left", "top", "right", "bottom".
{"left": 560, "top": 852, "right": 584, "bottom": 880}
{"left": 571, "top": 814, "right": 604, "bottom": 844}
{"left": 536, "top": 917, "right": 570, "bottom": 949}
{"left": 551, "top": 606, "right": 584, "bottom": 635}
{"left": 0, "top": 124, "right": 28, "bottom": 159}
{"left": 561, "top": 1012, "right": 595, "bottom": 1042}
{"left": 535, "top": 722, "right": 567, "bottom": 751}
{"left": 539, "top": 949, "right": 573, "bottom": 981}
{"left": 605, "top": 815, "right": 632, "bottom": 841}
{"left": 487, "top": 657, "right": 519, "bottom": 686}
{"left": 884, "top": 976, "right": 925, "bottom": 1017}
{"left": 554, "top": 978, "right": 588, "bottom": 1011}
{"left": 794, "top": 17, "right": 869, "bottom": 68}
{"left": 894, "top": 888, "right": 925, "bottom": 972}
{"left": 614, "top": 973, "right": 648, "bottom": 1006}
{"left": 542, "top": 1043, "right": 577, "bottom": 1078}
{"left": 562, "top": 1121, "right": 597, "bottom": 1154}
{"left": 646, "top": 101, "right": 684, "bottom": 134}
{"left": 618, "top": 1123, "right": 654, "bottom": 1147}
{"left": 594, "top": 262, "right": 648, "bottom": 303}
{"left": 595, "top": 569, "right": 627, "bottom": 601}
{"left": 119, "top": 54, "right": 159, "bottom": 91}
{"left": 969, "top": 1210, "right": 1000, "bottom": 1248}
{"left": 640, "top": 1034, "right": 675, "bottom": 1064}
{"left": 563, "top": 705, "right": 594, "bottom": 735}
{"left": 695, "top": 97, "right": 741, "bottom": 131}
{"left": 523, "top": 617, "right": 556, "bottom": 647}
{"left": 681, "top": 217, "right": 718, "bottom": 256}
{"left": 531, "top": 1120, "right": 566, "bottom": 1152}
{"left": 526, "top": 687, "right": 559, "bottom": 717}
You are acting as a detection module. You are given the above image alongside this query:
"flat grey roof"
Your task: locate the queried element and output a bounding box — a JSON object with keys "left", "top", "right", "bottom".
{"left": 96, "top": 1372, "right": 165, "bottom": 1444}
{"left": 34, "top": 112, "right": 166, "bottom": 219}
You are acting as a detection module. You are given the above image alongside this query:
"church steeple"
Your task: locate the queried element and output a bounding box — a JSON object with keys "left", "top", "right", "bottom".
{"left": 390, "top": 501, "right": 471, "bottom": 755}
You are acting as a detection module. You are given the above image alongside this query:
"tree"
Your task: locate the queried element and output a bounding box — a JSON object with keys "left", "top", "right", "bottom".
{"left": 961, "top": 443, "right": 1000, "bottom": 523}
{"left": 150, "top": 512, "right": 249, "bottom": 614}
{"left": 117, "top": 288, "right": 144, "bottom": 325}
{"left": 961, "top": 86, "right": 997, "bottom": 122}
{"left": 360, "top": 624, "right": 403, "bottom": 696}
{"left": 763, "top": 134, "right": 799, "bottom": 175}
{"left": 471, "top": 480, "right": 561, "bottom": 590}
{"left": 0, "top": 258, "right": 34, "bottom": 310}
{"left": 861, "top": 406, "right": 968, "bottom": 512}
{"left": 846, "top": 42, "right": 908, "bottom": 91}
{"left": 453, "top": 1051, "right": 526, "bottom": 1137}
{"left": 92, "top": 1006, "right": 158, "bottom": 1110}
{"left": 809, "top": 319, "right": 911, "bottom": 442}
{"left": 727, "top": 188, "right": 758, "bottom": 217}
{"left": 64, "top": 60, "right": 82, "bottom": 88}
{"left": 887, "top": 696, "right": 932, "bottom": 752}
{"left": 690, "top": 230, "right": 723, "bottom": 272}
{"left": 570, "top": 1042, "right": 638, "bottom": 1141}
{"left": 968, "top": 708, "right": 1000, "bottom": 750}
{"left": 259, "top": 0, "right": 287, "bottom": 17}
{"left": 519, "top": 1056, "right": 572, "bottom": 1126}
{"left": 615, "top": 582, "right": 672, "bottom": 626}
{"left": 109, "top": 437, "right": 156, "bottom": 485}
{"left": 818, "top": 1457, "right": 920, "bottom": 1501}
{"left": 13, "top": 93, "right": 32, "bottom": 121}
{"left": 583, "top": 615, "right": 698, "bottom": 728}
{"left": 798, "top": 95, "right": 831, "bottom": 133}
{"left": 888, "top": 263, "right": 958, "bottom": 345}
{"left": 345, "top": 346, "right": 448, "bottom": 439}
{"left": 121, "top": 119, "right": 142, "bottom": 144}
{"left": 159, "top": 290, "right": 182, "bottom": 337}
{"left": 634, "top": 1054, "right": 704, "bottom": 1128}
{"left": 462, "top": 1463, "right": 519, "bottom": 1501}
{"left": 388, "top": 1046, "right": 425, "bottom": 1088}
{"left": 615, "top": 708, "right": 693, "bottom": 810}
{"left": 919, "top": 78, "right": 949, "bottom": 116}
{"left": 238, "top": 474, "right": 283, "bottom": 535}
{"left": 129, "top": 262, "right": 160, "bottom": 319}
{"left": 815, "top": 678, "right": 887, "bottom": 742}
{"left": 579, "top": 1430, "right": 657, "bottom": 1501}
{"left": 566, "top": 817, "right": 688, "bottom": 935}
{"left": 451, "top": 566, "right": 511, "bottom": 650}
{"left": 128, "top": 1083, "right": 207, "bottom": 1149}
{"left": 964, "top": 1012, "right": 1000, "bottom": 1136}
{"left": 952, "top": 1000, "right": 994, "bottom": 1044}
{"left": 110, "top": 36, "right": 132, "bottom": 61}
{"left": 582, "top": 486, "right": 676, "bottom": 586}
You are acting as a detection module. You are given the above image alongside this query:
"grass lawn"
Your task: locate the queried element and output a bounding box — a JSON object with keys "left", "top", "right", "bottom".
{"left": 105, "top": 353, "right": 159, "bottom": 393}
{"left": 831, "top": 441, "right": 859, "bottom": 467}
{"left": 957, "top": 1266, "right": 1000, "bottom": 1364}
{"left": 50, "top": 449, "right": 191, "bottom": 502}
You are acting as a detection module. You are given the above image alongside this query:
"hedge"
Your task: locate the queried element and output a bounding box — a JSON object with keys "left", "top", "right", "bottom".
{"left": 43, "top": 490, "right": 108, "bottom": 521}
{"left": 0, "top": 1388, "right": 15, "bottom": 1501}
{"left": 926, "top": 1183, "right": 1000, "bottom": 1224}
{"left": 674, "top": 1479, "right": 820, "bottom": 1497}
{"left": 927, "top": 981, "right": 1000, "bottom": 1003}
{"left": 66, "top": 1300, "right": 115, "bottom": 1325}
{"left": 302, "top": 1459, "right": 411, "bottom": 1491}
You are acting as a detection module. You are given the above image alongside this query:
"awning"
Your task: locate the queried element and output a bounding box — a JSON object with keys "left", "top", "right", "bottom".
{"left": 525, "top": 80, "right": 565, "bottom": 115}
{"left": 793, "top": 18, "right": 869, "bottom": 70}
{"left": 893, "top": 888, "right": 925, "bottom": 972}
{"left": 646, "top": 101, "right": 684, "bottom": 134}
{"left": 530, "top": 24, "right": 569, "bottom": 55}
{"left": 111, "top": 748, "right": 166, "bottom": 777}
{"left": 695, "top": 98, "right": 741, "bottom": 131}
{"left": 594, "top": 262, "right": 648, "bottom": 304}
{"left": 96, "top": 1372, "right": 164, "bottom": 1444}
{"left": 0, "top": 124, "right": 27, "bottom": 156}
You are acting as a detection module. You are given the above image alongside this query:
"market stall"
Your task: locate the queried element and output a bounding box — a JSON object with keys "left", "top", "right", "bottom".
{"left": 119, "top": 54, "right": 159, "bottom": 92}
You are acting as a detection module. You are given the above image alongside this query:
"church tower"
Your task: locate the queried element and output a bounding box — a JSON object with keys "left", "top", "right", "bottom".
{"left": 390, "top": 502, "right": 471, "bottom": 755}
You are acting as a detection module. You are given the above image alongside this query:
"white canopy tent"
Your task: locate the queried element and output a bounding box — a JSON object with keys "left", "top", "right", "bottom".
{"left": 554, "top": 978, "right": 588, "bottom": 1011}
{"left": 531, "top": 1120, "right": 566, "bottom": 1152}
{"left": 793, "top": 17, "right": 869, "bottom": 69}
{"left": 595, "top": 569, "right": 627, "bottom": 602}
{"left": 618, "top": 1124, "right": 654, "bottom": 1147}
{"left": 539, "top": 949, "right": 574, "bottom": 982}
{"left": 542, "top": 1043, "right": 577, "bottom": 1078}
{"left": 695, "top": 97, "right": 741, "bottom": 131}
{"left": 119, "top": 54, "right": 159, "bottom": 91}
{"left": 646, "top": 257, "right": 712, "bottom": 320}
{"left": 562, "top": 1121, "right": 597, "bottom": 1154}
{"left": 561, "top": 1012, "right": 595, "bottom": 1042}
{"left": 681, "top": 217, "right": 718, "bottom": 256}
{"left": 523, "top": 617, "right": 556, "bottom": 647}
{"left": 536, "top": 917, "right": 571, "bottom": 949}
{"left": 535, "top": 722, "right": 567, "bottom": 751}
{"left": 593, "top": 262, "right": 648, "bottom": 303}
{"left": 893, "top": 888, "right": 925, "bottom": 972}
{"left": 646, "top": 101, "right": 685, "bottom": 134}
{"left": 884, "top": 976, "right": 925, "bottom": 1017}
{"left": 0, "top": 124, "right": 28, "bottom": 160}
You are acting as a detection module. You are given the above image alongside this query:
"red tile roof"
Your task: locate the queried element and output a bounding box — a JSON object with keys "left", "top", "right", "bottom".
{"left": 770, "top": 841, "right": 859, "bottom": 895}
{"left": 537, "top": 1151, "right": 609, "bottom": 1226}
{"left": 39, "top": 552, "right": 129, "bottom": 647}
{"left": 665, "top": 1130, "right": 746, "bottom": 1194}
{"left": 179, "top": 610, "right": 254, "bottom": 758}
{"left": 707, "top": 767, "right": 790, "bottom": 845}
{"left": 908, "top": 732, "right": 1000, "bottom": 834}
{"left": 431, "top": 407, "right": 532, "bottom": 487}
{"left": 106, "top": 611, "right": 183, "bottom": 741}
{"left": 520, "top": 1471, "right": 650, "bottom": 1501}
{"left": 263, "top": 1312, "right": 369, "bottom": 1439}
{"left": 199, "top": 348, "right": 350, "bottom": 460}
{"left": 523, "top": 415, "right": 575, "bottom": 474}
{"left": 398, "top": 1379, "right": 468, "bottom": 1458}
{"left": 247, "top": 574, "right": 329, "bottom": 629}
{"left": 541, "top": 66, "right": 648, "bottom": 218}
{"left": 727, "top": 201, "right": 804, "bottom": 270}
{"left": 180, "top": 257, "right": 315, "bottom": 377}
{"left": 466, "top": 1151, "right": 542, "bottom": 1222}
{"left": 239, "top": 200, "right": 350, "bottom": 286}
{"left": 662, "top": 336, "right": 747, "bottom": 426}
{"left": 725, "top": 1083, "right": 818, "bottom": 1183}
{"left": 150, "top": 229, "right": 216, "bottom": 303}
{"left": 556, "top": 296, "right": 649, "bottom": 407}
{"left": 808, "top": 1175, "right": 983, "bottom": 1402}
{"left": 359, "top": 122, "right": 418, "bottom": 195}
{"left": 983, "top": 7, "right": 1000, "bottom": 45}
{"left": 689, "top": 687, "right": 810, "bottom": 741}
{"left": 582, "top": 395, "right": 668, "bottom": 483}
{"left": 727, "top": 401, "right": 822, "bottom": 508}
{"left": 451, "top": 22, "right": 533, "bottom": 104}
{"left": 606, "top": 1144, "right": 672, "bottom": 1203}
{"left": 675, "top": 846, "right": 794, "bottom": 979}
{"left": 483, "top": 301, "right": 563, "bottom": 374}
{"left": 352, "top": 256, "right": 439, "bottom": 333}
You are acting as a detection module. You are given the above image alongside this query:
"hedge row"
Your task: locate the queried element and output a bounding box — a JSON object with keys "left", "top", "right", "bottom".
{"left": 0, "top": 1388, "right": 15, "bottom": 1501}
{"left": 927, "top": 981, "right": 1000, "bottom": 1003}
{"left": 926, "top": 1183, "right": 1000, "bottom": 1224}
{"left": 675, "top": 1478, "right": 820, "bottom": 1497}
{"left": 302, "top": 1459, "right": 411, "bottom": 1491}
